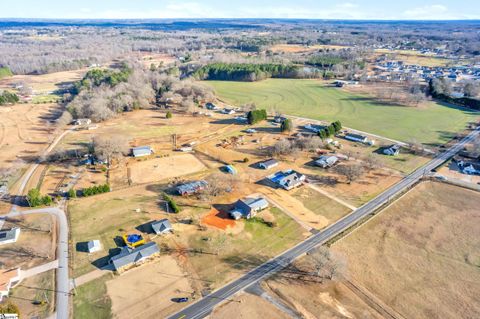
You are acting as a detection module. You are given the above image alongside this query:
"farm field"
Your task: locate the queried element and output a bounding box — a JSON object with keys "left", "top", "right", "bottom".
{"left": 333, "top": 182, "right": 480, "bottom": 319}
{"left": 207, "top": 79, "right": 479, "bottom": 145}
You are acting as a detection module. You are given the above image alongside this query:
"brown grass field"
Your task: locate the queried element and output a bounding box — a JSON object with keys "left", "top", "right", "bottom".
{"left": 107, "top": 256, "right": 193, "bottom": 319}
{"left": 269, "top": 44, "right": 349, "bottom": 53}
{"left": 129, "top": 154, "right": 206, "bottom": 184}
{"left": 334, "top": 181, "right": 480, "bottom": 319}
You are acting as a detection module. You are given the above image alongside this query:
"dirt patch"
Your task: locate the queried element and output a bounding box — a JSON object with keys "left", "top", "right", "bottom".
{"left": 201, "top": 207, "right": 236, "bottom": 230}
{"left": 129, "top": 154, "right": 206, "bottom": 184}
{"left": 334, "top": 182, "right": 480, "bottom": 319}
{"left": 107, "top": 256, "right": 193, "bottom": 319}
{"left": 209, "top": 292, "right": 290, "bottom": 319}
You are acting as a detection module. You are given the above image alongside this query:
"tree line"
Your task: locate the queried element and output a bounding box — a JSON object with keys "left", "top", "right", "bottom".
{"left": 0, "top": 90, "right": 19, "bottom": 105}
{"left": 193, "top": 63, "right": 302, "bottom": 82}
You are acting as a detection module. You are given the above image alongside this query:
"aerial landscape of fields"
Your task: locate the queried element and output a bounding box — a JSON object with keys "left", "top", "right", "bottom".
{"left": 0, "top": 1, "right": 479, "bottom": 319}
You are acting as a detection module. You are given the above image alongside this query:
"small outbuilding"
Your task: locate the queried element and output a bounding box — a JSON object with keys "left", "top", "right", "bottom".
{"left": 87, "top": 240, "right": 102, "bottom": 253}
{"left": 258, "top": 159, "right": 279, "bottom": 170}
{"left": 151, "top": 219, "right": 173, "bottom": 235}
{"left": 132, "top": 146, "right": 154, "bottom": 158}
{"left": 224, "top": 165, "right": 237, "bottom": 175}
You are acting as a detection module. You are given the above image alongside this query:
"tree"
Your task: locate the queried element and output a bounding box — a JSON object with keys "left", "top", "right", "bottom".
{"left": 26, "top": 188, "right": 42, "bottom": 207}
{"left": 271, "top": 139, "right": 296, "bottom": 157}
{"left": 205, "top": 173, "right": 239, "bottom": 197}
{"left": 280, "top": 118, "right": 293, "bottom": 133}
{"left": 429, "top": 78, "right": 453, "bottom": 97}
{"left": 92, "top": 135, "right": 129, "bottom": 166}
{"left": 0, "top": 301, "right": 20, "bottom": 316}
{"left": 363, "top": 154, "right": 382, "bottom": 172}
{"left": 166, "top": 111, "right": 173, "bottom": 119}
{"left": 247, "top": 109, "right": 267, "bottom": 125}
{"left": 336, "top": 164, "right": 364, "bottom": 184}
{"left": 68, "top": 188, "right": 77, "bottom": 199}
{"left": 332, "top": 120, "right": 342, "bottom": 133}
{"left": 463, "top": 80, "right": 480, "bottom": 97}
{"left": 308, "top": 246, "right": 347, "bottom": 281}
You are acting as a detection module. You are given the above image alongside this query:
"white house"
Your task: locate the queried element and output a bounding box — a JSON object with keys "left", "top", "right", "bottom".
{"left": 0, "top": 228, "right": 20, "bottom": 245}
{"left": 384, "top": 144, "right": 401, "bottom": 156}
{"left": 258, "top": 159, "right": 279, "bottom": 170}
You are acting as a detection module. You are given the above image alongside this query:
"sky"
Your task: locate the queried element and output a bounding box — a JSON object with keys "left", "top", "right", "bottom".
{"left": 0, "top": 0, "right": 479, "bottom": 20}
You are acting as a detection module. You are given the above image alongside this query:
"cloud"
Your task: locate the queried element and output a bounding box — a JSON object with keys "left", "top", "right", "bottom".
{"left": 403, "top": 4, "right": 451, "bottom": 19}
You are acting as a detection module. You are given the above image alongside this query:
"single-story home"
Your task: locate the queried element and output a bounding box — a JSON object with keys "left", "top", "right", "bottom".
{"left": 345, "top": 133, "right": 368, "bottom": 144}
{"left": 0, "top": 268, "right": 20, "bottom": 300}
{"left": 268, "top": 170, "right": 306, "bottom": 190}
{"left": 274, "top": 116, "right": 287, "bottom": 123}
{"left": 0, "top": 227, "right": 20, "bottom": 245}
{"left": 176, "top": 180, "right": 208, "bottom": 196}
{"left": 87, "top": 240, "right": 102, "bottom": 253}
{"left": 315, "top": 155, "right": 338, "bottom": 168}
{"left": 205, "top": 102, "right": 218, "bottom": 110}
{"left": 383, "top": 144, "right": 401, "bottom": 156}
{"left": 222, "top": 108, "right": 236, "bottom": 115}
{"left": 73, "top": 118, "right": 91, "bottom": 126}
{"left": 109, "top": 242, "right": 160, "bottom": 272}
{"left": 151, "top": 219, "right": 173, "bottom": 235}
{"left": 230, "top": 197, "right": 269, "bottom": 220}
{"left": 457, "top": 160, "right": 480, "bottom": 175}
{"left": 132, "top": 146, "right": 154, "bottom": 158}
{"left": 304, "top": 123, "right": 322, "bottom": 133}
{"left": 258, "top": 159, "right": 279, "bottom": 170}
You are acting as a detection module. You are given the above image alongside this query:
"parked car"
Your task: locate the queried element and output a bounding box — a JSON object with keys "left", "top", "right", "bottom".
{"left": 171, "top": 297, "right": 189, "bottom": 303}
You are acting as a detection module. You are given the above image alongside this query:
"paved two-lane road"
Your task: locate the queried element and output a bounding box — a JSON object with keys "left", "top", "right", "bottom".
{"left": 169, "top": 127, "right": 480, "bottom": 319}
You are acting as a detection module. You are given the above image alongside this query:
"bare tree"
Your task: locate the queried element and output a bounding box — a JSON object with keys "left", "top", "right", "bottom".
{"left": 362, "top": 154, "right": 382, "bottom": 172}
{"left": 204, "top": 173, "right": 239, "bottom": 197}
{"left": 308, "top": 246, "right": 347, "bottom": 281}
{"left": 336, "top": 164, "right": 364, "bottom": 184}
{"left": 92, "top": 135, "right": 130, "bottom": 166}
{"left": 270, "top": 139, "right": 297, "bottom": 157}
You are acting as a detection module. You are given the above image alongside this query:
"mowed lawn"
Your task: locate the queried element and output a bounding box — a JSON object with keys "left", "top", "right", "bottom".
{"left": 207, "top": 79, "right": 479, "bottom": 145}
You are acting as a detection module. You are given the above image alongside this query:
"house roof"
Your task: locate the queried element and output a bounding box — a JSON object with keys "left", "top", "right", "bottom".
{"left": 0, "top": 228, "right": 20, "bottom": 243}
{"left": 132, "top": 146, "right": 153, "bottom": 157}
{"left": 176, "top": 181, "right": 208, "bottom": 194}
{"left": 346, "top": 133, "right": 367, "bottom": 140}
{"left": 239, "top": 197, "right": 269, "bottom": 210}
{"left": 110, "top": 242, "right": 159, "bottom": 270}
{"left": 151, "top": 219, "right": 172, "bottom": 234}
{"left": 260, "top": 159, "right": 279, "bottom": 167}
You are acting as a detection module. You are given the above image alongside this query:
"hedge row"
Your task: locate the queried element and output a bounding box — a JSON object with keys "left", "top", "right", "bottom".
{"left": 82, "top": 184, "right": 110, "bottom": 197}
{"left": 318, "top": 121, "right": 342, "bottom": 139}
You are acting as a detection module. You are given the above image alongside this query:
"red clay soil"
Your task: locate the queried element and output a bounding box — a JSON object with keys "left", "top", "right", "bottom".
{"left": 202, "top": 208, "right": 236, "bottom": 230}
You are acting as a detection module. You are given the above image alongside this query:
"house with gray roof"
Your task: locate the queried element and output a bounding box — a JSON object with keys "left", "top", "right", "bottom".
{"left": 151, "top": 219, "right": 173, "bottom": 235}
{"left": 132, "top": 146, "right": 154, "bottom": 158}
{"left": 110, "top": 242, "right": 160, "bottom": 272}
{"left": 0, "top": 228, "right": 20, "bottom": 245}
{"left": 315, "top": 155, "right": 338, "bottom": 168}
{"left": 268, "top": 170, "right": 306, "bottom": 190}
{"left": 258, "top": 159, "right": 279, "bottom": 170}
{"left": 345, "top": 133, "right": 368, "bottom": 144}
{"left": 176, "top": 180, "right": 208, "bottom": 196}
{"left": 230, "top": 197, "right": 269, "bottom": 220}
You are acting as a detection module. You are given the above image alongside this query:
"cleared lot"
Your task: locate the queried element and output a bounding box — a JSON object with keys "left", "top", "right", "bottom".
{"left": 334, "top": 182, "right": 480, "bottom": 319}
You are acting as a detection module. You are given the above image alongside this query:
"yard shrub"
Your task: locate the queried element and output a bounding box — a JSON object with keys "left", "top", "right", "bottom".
{"left": 163, "top": 193, "right": 180, "bottom": 213}
{"left": 280, "top": 118, "right": 293, "bottom": 132}
{"left": 68, "top": 188, "right": 77, "bottom": 199}
{"left": 166, "top": 111, "right": 173, "bottom": 119}
{"left": 247, "top": 109, "right": 267, "bottom": 124}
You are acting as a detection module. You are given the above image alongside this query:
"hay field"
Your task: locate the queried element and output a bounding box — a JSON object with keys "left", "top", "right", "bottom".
{"left": 334, "top": 182, "right": 480, "bottom": 319}
{"left": 207, "top": 79, "right": 479, "bottom": 145}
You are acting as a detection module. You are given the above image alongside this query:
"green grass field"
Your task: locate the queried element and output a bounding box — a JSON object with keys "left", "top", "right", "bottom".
{"left": 73, "top": 274, "right": 112, "bottom": 319}
{"left": 207, "top": 79, "right": 479, "bottom": 145}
